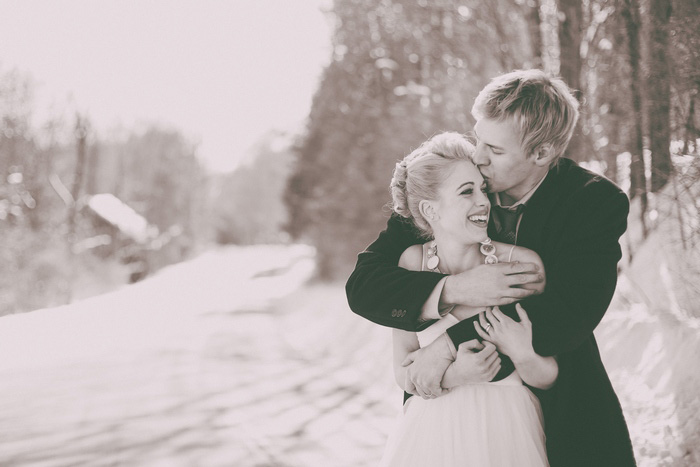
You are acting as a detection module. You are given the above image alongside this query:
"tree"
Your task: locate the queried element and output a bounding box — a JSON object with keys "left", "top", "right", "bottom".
{"left": 557, "top": 0, "right": 585, "bottom": 162}
{"left": 213, "top": 130, "right": 293, "bottom": 245}
{"left": 286, "top": 0, "right": 536, "bottom": 279}
{"left": 647, "top": 0, "right": 673, "bottom": 192}
{"left": 621, "top": 0, "right": 649, "bottom": 236}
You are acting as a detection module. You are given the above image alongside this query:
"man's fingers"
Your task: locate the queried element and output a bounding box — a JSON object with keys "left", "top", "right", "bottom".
{"left": 492, "top": 297, "right": 518, "bottom": 306}
{"left": 506, "top": 272, "right": 544, "bottom": 286}
{"left": 504, "top": 261, "right": 539, "bottom": 274}
{"left": 504, "top": 287, "right": 537, "bottom": 300}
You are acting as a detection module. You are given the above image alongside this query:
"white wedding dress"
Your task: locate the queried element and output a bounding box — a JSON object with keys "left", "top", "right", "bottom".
{"left": 379, "top": 312, "right": 549, "bottom": 466}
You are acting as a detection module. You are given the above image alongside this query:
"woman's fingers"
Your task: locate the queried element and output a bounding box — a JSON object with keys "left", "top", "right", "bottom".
{"left": 458, "top": 339, "right": 484, "bottom": 353}
{"left": 401, "top": 351, "right": 417, "bottom": 367}
{"left": 483, "top": 349, "right": 500, "bottom": 366}
{"left": 478, "top": 311, "right": 491, "bottom": 332}
{"left": 488, "top": 355, "right": 502, "bottom": 379}
{"left": 485, "top": 307, "right": 500, "bottom": 326}
{"left": 491, "top": 306, "right": 508, "bottom": 322}
{"left": 473, "top": 321, "right": 489, "bottom": 340}
{"left": 515, "top": 303, "right": 531, "bottom": 324}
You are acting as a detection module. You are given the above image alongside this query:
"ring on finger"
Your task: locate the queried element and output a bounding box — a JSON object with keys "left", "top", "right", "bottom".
{"left": 484, "top": 322, "right": 492, "bottom": 332}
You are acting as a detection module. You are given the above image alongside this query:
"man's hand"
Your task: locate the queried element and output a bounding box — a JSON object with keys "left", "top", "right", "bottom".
{"left": 474, "top": 305, "right": 536, "bottom": 362}
{"left": 401, "top": 334, "right": 455, "bottom": 399}
{"left": 441, "top": 262, "right": 543, "bottom": 308}
{"left": 442, "top": 339, "right": 501, "bottom": 387}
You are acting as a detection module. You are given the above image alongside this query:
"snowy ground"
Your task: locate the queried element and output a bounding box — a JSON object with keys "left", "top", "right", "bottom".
{"left": 0, "top": 244, "right": 697, "bottom": 466}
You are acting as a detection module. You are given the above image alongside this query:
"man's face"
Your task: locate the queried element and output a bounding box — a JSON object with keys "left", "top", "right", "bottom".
{"left": 472, "top": 117, "right": 540, "bottom": 201}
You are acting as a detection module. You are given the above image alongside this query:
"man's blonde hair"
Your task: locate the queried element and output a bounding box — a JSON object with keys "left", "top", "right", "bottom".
{"left": 472, "top": 69, "right": 580, "bottom": 160}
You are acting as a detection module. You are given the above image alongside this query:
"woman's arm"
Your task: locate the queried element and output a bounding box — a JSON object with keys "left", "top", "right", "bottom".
{"left": 391, "top": 244, "right": 432, "bottom": 392}
{"left": 475, "top": 305, "right": 558, "bottom": 390}
{"left": 393, "top": 329, "right": 420, "bottom": 391}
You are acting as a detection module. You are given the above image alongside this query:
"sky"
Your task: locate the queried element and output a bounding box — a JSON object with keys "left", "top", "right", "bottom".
{"left": 0, "top": 0, "right": 332, "bottom": 173}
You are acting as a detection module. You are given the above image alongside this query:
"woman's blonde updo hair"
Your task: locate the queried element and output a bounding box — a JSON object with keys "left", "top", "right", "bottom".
{"left": 390, "top": 132, "right": 475, "bottom": 238}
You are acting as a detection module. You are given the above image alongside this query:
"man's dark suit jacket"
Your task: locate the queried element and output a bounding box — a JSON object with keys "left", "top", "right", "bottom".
{"left": 345, "top": 158, "right": 636, "bottom": 467}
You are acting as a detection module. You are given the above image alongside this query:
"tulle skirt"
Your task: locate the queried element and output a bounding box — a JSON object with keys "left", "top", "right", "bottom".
{"left": 379, "top": 372, "right": 548, "bottom": 467}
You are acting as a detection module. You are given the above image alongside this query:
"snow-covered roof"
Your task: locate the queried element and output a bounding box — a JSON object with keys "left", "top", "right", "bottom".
{"left": 87, "top": 193, "right": 155, "bottom": 243}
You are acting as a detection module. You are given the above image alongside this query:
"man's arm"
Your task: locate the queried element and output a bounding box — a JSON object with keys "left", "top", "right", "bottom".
{"left": 445, "top": 185, "right": 629, "bottom": 356}
{"left": 346, "top": 215, "right": 542, "bottom": 331}
{"left": 345, "top": 214, "right": 446, "bottom": 331}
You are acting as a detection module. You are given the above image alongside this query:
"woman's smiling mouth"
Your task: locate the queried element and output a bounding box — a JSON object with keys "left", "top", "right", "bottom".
{"left": 467, "top": 213, "right": 488, "bottom": 227}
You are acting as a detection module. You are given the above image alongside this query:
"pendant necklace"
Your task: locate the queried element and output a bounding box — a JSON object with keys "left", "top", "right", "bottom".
{"left": 427, "top": 238, "right": 498, "bottom": 273}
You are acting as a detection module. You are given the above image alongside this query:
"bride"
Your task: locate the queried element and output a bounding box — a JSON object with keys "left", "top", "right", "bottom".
{"left": 379, "top": 132, "right": 557, "bottom": 466}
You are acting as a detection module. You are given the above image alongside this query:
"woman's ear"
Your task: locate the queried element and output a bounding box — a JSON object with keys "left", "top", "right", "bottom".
{"left": 532, "top": 144, "right": 556, "bottom": 167}
{"left": 419, "top": 199, "right": 438, "bottom": 222}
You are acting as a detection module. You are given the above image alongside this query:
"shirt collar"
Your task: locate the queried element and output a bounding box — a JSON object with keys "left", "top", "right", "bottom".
{"left": 494, "top": 174, "right": 548, "bottom": 210}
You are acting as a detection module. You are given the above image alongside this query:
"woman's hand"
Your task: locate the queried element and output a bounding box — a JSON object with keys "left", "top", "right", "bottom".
{"left": 441, "top": 339, "right": 501, "bottom": 388}
{"left": 474, "top": 304, "right": 536, "bottom": 363}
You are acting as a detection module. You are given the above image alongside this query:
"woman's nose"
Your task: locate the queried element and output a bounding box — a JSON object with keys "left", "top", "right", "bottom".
{"left": 477, "top": 190, "right": 489, "bottom": 206}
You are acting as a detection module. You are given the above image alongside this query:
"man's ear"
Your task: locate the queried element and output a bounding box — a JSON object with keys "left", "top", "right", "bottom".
{"left": 532, "top": 144, "right": 556, "bottom": 167}
{"left": 419, "top": 199, "right": 438, "bottom": 222}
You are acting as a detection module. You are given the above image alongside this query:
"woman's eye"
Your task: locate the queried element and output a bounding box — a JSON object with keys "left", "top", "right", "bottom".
{"left": 461, "top": 189, "right": 473, "bottom": 195}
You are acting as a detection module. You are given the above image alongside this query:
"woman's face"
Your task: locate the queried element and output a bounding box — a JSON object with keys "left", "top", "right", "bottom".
{"left": 430, "top": 160, "right": 490, "bottom": 242}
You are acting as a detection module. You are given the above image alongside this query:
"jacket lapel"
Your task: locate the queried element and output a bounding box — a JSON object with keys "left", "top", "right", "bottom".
{"left": 505, "top": 159, "right": 574, "bottom": 253}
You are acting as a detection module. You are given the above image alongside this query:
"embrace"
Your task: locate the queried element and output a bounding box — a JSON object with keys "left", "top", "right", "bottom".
{"left": 346, "top": 70, "right": 637, "bottom": 466}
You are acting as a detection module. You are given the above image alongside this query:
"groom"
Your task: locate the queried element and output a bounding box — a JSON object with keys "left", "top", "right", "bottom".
{"left": 346, "top": 69, "right": 636, "bottom": 466}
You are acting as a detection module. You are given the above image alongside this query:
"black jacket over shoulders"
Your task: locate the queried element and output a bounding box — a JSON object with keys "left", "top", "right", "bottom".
{"left": 346, "top": 158, "right": 636, "bottom": 467}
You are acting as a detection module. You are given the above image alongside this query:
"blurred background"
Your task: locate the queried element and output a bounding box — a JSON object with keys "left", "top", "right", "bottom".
{"left": 0, "top": 0, "right": 699, "bottom": 466}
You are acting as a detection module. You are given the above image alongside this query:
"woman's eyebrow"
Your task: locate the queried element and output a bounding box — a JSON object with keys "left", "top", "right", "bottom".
{"left": 456, "top": 182, "right": 475, "bottom": 191}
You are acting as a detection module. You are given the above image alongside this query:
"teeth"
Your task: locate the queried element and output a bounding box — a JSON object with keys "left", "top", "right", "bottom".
{"left": 468, "top": 215, "right": 488, "bottom": 222}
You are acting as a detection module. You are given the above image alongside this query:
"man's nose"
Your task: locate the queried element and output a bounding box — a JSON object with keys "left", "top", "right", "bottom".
{"left": 473, "top": 144, "right": 489, "bottom": 166}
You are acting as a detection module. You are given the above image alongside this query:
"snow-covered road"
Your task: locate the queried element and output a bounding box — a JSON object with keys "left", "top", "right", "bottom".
{"left": 0, "top": 244, "right": 697, "bottom": 466}
{"left": 0, "top": 245, "right": 396, "bottom": 466}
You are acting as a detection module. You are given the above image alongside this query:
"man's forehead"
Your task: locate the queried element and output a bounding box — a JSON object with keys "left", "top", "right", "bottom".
{"left": 475, "top": 118, "right": 519, "bottom": 145}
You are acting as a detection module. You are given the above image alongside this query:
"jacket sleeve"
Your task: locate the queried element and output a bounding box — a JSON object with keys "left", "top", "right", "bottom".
{"left": 447, "top": 184, "right": 629, "bottom": 356}
{"left": 345, "top": 214, "right": 447, "bottom": 331}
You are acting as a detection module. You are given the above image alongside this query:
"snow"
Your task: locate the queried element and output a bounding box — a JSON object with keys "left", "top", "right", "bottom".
{"left": 0, "top": 244, "right": 315, "bottom": 372}
{"left": 0, "top": 235, "right": 698, "bottom": 465}
{"left": 87, "top": 193, "right": 156, "bottom": 243}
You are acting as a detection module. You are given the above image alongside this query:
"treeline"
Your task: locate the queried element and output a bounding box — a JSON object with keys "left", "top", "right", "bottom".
{"left": 286, "top": 0, "right": 700, "bottom": 280}
{"left": 0, "top": 68, "right": 208, "bottom": 315}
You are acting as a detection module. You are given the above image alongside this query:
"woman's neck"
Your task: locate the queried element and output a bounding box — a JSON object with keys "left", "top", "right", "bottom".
{"left": 430, "top": 233, "right": 484, "bottom": 275}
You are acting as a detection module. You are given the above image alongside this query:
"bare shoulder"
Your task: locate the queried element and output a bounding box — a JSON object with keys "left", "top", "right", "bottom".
{"left": 398, "top": 244, "right": 424, "bottom": 271}
{"left": 493, "top": 241, "right": 543, "bottom": 268}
